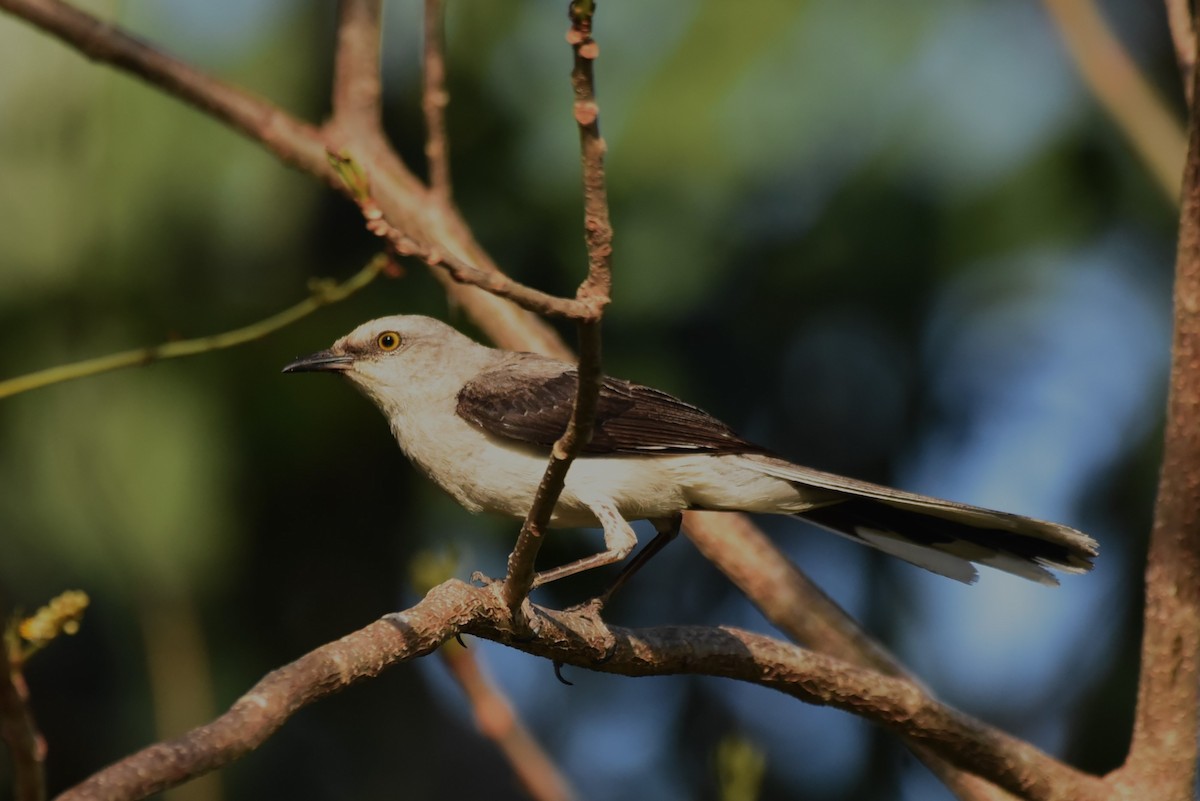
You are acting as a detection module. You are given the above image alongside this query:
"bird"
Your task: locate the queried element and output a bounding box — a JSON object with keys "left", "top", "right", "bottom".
{"left": 283, "top": 314, "right": 1098, "bottom": 590}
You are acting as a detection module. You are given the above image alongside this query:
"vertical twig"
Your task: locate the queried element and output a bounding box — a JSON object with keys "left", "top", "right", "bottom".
{"left": 501, "top": 0, "right": 613, "bottom": 614}
{"left": 1, "top": 631, "right": 46, "bottom": 801}
{"left": 423, "top": 0, "right": 453, "bottom": 200}
{"left": 1166, "top": 0, "right": 1197, "bottom": 103}
{"left": 567, "top": 0, "right": 613, "bottom": 309}
{"left": 331, "top": 0, "right": 384, "bottom": 130}
{"left": 1115, "top": 49, "right": 1200, "bottom": 799}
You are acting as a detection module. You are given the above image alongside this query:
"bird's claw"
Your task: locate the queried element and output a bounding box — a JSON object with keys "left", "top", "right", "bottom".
{"left": 470, "top": 570, "right": 501, "bottom": 587}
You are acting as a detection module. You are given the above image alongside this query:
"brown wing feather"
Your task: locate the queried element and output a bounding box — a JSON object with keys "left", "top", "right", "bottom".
{"left": 456, "top": 356, "right": 765, "bottom": 455}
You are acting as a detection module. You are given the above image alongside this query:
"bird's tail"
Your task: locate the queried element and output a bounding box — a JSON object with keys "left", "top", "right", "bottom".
{"left": 736, "top": 455, "right": 1098, "bottom": 585}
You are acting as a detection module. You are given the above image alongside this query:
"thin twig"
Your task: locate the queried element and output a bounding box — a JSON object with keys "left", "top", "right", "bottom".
{"left": 52, "top": 580, "right": 1106, "bottom": 801}
{"left": 331, "top": 0, "right": 384, "bottom": 130}
{"left": 422, "top": 0, "right": 453, "bottom": 200}
{"left": 566, "top": 0, "right": 613, "bottom": 308}
{"left": 501, "top": 0, "right": 613, "bottom": 612}
{"left": 440, "top": 640, "right": 580, "bottom": 801}
{"left": 0, "top": 0, "right": 571, "bottom": 345}
{"left": 1, "top": 622, "right": 46, "bottom": 801}
{"left": 1042, "top": 0, "right": 1186, "bottom": 202}
{"left": 1112, "top": 52, "right": 1200, "bottom": 798}
{"left": 349, "top": 198, "right": 601, "bottom": 320}
{"left": 1165, "top": 0, "right": 1197, "bottom": 103}
{"left": 0, "top": 255, "right": 392, "bottom": 400}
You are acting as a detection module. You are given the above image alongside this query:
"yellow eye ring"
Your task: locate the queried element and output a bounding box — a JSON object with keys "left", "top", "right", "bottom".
{"left": 377, "top": 331, "right": 401, "bottom": 351}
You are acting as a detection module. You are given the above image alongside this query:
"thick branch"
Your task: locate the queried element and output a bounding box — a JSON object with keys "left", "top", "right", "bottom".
{"left": 331, "top": 0, "right": 384, "bottom": 130}
{"left": 682, "top": 513, "right": 1014, "bottom": 801}
{"left": 1114, "top": 50, "right": 1200, "bottom": 798}
{"left": 54, "top": 581, "right": 1104, "bottom": 801}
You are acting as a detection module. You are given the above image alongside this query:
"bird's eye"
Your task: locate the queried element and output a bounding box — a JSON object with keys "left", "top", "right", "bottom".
{"left": 377, "top": 331, "right": 401, "bottom": 351}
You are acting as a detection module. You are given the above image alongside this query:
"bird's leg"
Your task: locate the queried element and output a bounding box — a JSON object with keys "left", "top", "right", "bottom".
{"left": 593, "top": 513, "right": 682, "bottom": 608}
{"left": 531, "top": 499, "right": 637, "bottom": 588}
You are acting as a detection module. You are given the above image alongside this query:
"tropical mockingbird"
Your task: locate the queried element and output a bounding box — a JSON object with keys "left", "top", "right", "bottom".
{"left": 283, "top": 315, "right": 1098, "bottom": 587}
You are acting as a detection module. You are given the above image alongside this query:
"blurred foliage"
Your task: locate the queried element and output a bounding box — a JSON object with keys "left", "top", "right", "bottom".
{"left": 0, "top": 1, "right": 1181, "bottom": 800}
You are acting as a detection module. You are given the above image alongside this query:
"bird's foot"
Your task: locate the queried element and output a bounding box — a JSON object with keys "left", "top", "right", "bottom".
{"left": 470, "top": 570, "right": 502, "bottom": 587}
{"left": 562, "top": 597, "right": 617, "bottom": 664}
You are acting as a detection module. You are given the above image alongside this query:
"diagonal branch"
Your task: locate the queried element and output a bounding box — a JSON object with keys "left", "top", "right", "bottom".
{"left": 440, "top": 639, "right": 580, "bottom": 801}
{"left": 0, "top": 0, "right": 333, "bottom": 182}
{"left": 0, "top": 254, "right": 392, "bottom": 400}
{"left": 52, "top": 580, "right": 1106, "bottom": 801}
{"left": 1042, "top": 0, "right": 1186, "bottom": 202}
{"left": 682, "top": 513, "right": 1015, "bottom": 801}
{"left": 331, "top": 0, "right": 384, "bottom": 130}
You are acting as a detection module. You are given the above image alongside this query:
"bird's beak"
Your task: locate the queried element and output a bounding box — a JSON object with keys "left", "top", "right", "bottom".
{"left": 282, "top": 349, "right": 355, "bottom": 374}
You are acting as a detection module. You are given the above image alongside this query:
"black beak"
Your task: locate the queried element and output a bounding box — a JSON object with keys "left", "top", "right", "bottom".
{"left": 282, "top": 349, "right": 354, "bottom": 374}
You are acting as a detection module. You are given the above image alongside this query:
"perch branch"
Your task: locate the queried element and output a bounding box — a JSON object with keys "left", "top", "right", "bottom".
{"left": 53, "top": 580, "right": 1106, "bottom": 801}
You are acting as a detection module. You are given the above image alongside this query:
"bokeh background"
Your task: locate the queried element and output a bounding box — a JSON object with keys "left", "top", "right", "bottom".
{"left": 0, "top": 1, "right": 1182, "bottom": 799}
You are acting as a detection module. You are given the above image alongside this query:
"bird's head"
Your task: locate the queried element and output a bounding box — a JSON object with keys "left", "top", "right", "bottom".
{"left": 283, "top": 315, "right": 484, "bottom": 410}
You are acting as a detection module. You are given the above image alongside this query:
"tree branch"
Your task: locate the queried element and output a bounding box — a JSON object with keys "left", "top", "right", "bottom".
{"left": 566, "top": 0, "right": 613, "bottom": 308}
{"left": 1, "top": 626, "right": 45, "bottom": 801}
{"left": 501, "top": 1, "right": 613, "bottom": 611}
{"left": 1165, "top": 0, "right": 1196, "bottom": 103}
{"left": 1113, "top": 48, "right": 1200, "bottom": 799}
{"left": 52, "top": 580, "right": 1105, "bottom": 801}
{"left": 0, "top": 0, "right": 333, "bottom": 182}
{"left": 331, "top": 0, "right": 384, "bottom": 130}
{"left": 422, "top": 0, "right": 453, "bottom": 201}
{"left": 440, "top": 639, "right": 580, "bottom": 801}
{"left": 1042, "top": 0, "right": 1186, "bottom": 202}
{"left": 0, "top": 254, "right": 393, "bottom": 400}
{"left": 682, "top": 513, "right": 1015, "bottom": 801}
{"left": 0, "top": 4, "right": 1123, "bottom": 799}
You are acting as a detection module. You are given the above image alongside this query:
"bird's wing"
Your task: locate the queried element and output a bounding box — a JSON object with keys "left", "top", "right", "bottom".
{"left": 456, "top": 356, "right": 765, "bottom": 455}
